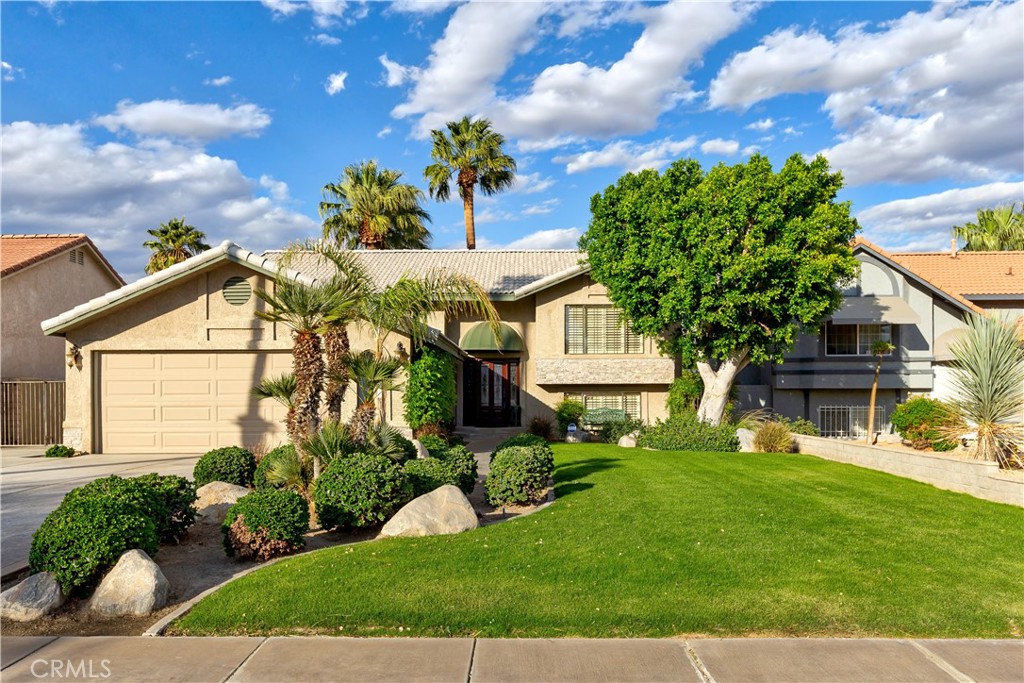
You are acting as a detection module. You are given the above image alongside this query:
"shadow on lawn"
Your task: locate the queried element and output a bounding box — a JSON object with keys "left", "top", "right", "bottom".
{"left": 553, "top": 457, "right": 621, "bottom": 498}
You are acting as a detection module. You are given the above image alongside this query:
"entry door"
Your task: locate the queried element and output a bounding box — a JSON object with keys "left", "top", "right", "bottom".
{"left": 478, "top": 360, "right": 520, "bottom": 427}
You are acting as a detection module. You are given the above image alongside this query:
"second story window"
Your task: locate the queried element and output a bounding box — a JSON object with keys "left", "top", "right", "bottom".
{"left": 825, "top": 322, "right": 893, "bottom": 356}
{"left": 566, "top": 305, "right": 643, "bottom": 355}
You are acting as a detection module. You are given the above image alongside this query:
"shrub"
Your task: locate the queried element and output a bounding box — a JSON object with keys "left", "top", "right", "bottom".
{"left": 134, "top": 473, "right": 197, "bottom": 542}
{"left": 363, "top": 424, "right": 417, "bottom": 463}
{"left": 44, "top": 444, "right": 75, "bottom": 458}
{"left": 63, "top": 475, "right": 168, "bottom": 533}
{"left": 754, "top": 422, "right": 793, "bottom": 453}
{"left": 527, "top": 415, "right": 556, "bottom": 440}
{"left": 302, "top": 420, "right": 356, "bottom": 468}
{"left": 435, "top": 444, "right": 478, "bottom": 494}
{"left": 485, "top": 446, "right": 553, "bottom": 506}
{"left": 193, "top": 446, "right": 256, "bottom": 488}
{"left": 637, "top": 410, "right": 739, "bottom": 452}
{"left": 404, "top": 458, "right": 452, "bottom": 497}
{"left": 254, "top": 444, "right": 298, "bottom": 489}
{"left": 418, "top": 434, "right": 449, "bottom": 458}
{"left": 493, "top": 432, "right": 546, "bottom": 455}
{"left": 891, "top": 397, "right": 962, "bottom": 452}
{"left": 314, "top": 453, "right": 412, "bottom": 530}
{"left": 779, "top": 416, "right": 819, "bottom": 436}
{"left": 554, "top": 399, "right": 586, "bottom": 434}
{"left": 667, "top": 371, "right": 703, "bottom": 416}
{"left": 412, "top": 422, "right": 452, "bottom": 442}
{"left": 30, "top": 494, "right": 159, "bottom": 592}
{"left": 222, "top": 489, "right": 307, "bottom": 562}
{"left": 600, "top": 418, "right": 644, "bottom": 444}
{"left": 404, "top": 348, "right": 457, "bottom": 430}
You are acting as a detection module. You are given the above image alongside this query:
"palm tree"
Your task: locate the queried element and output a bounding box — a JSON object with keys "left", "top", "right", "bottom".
{"left": 343, "top": 351, "right": 405, "bottom": 444}
{"left": 865, "top": 339, "right": 895, "bottom": 444}
{"left": 424, "top": 116, "right": 517, "bottom": 250}
{"left": 947, "top": 313, "right": 1024, "bottom": 465}
{"left": 319, "top": 160, "right": 431, "bottom": 250}
{"left": 953, "top": 204, "right": 1024, "bottom": 251}
{"left": 144, "top": 217, "right": 210, "bottom": 274}
{"left": 252, "top": 373, "right": 300, "bottom": 444}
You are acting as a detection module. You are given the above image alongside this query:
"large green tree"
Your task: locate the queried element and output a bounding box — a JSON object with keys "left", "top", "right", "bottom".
{"left": 581, "top": 153, "right": 860, "bottom": 425}
{"left": 320, "top": 160, "right": 431, "bottom": 250}
{"left": 424, "top": 116, "right": 516, "bottom": 250}
{"left": 144, "top": 217, "right": 210, "bottom": 274}
{"left": 953, "top": 204, "right": 1024, "bottom": 251}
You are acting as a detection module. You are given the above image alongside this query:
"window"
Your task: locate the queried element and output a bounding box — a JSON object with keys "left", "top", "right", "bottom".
{"left": 825, "top": 323, "right": 892, "bottom": 356}
{"left": 566, "top": 392, "right": 641, "bottom": 420}
{"left": 566, "top": 305, "right": 643, "bottom": 355}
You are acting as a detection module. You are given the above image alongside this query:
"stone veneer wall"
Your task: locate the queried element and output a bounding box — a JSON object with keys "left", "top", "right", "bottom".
{"left": 792, "top": 435, "right": 1023, "bottom": 508}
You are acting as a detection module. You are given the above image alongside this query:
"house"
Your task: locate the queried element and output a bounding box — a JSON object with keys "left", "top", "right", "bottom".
{"left": 2, "top": 234, "right": 124, "bottom": 445}
{"left": 41, "top": 243, "right": 673, "bottom": 454}
{"left": 735, "top": 239, "right": 1024, "bottom": 437}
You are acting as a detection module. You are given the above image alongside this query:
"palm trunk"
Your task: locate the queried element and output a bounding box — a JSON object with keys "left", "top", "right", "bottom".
{"left": 324, "top": 326, "right": 350, "bottom": 423}
{"left": 292, "top": 330, "right": 324, "bottom": 479}
{"left": 463, "top": 189, "right": 476, "bottom": 250}
{"left": 349, "top": 401, "right": 376, "bottom": 444}
{"left": 695, "top": 350, "right": 749, "bottom": 425}
{"left": 866, "top": 358, "right": 882, "bottom": 444}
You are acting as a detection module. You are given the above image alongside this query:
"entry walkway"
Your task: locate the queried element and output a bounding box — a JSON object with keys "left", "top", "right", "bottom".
{"left": 0, "top": 447, "right": 200, "bottom": 577}
{"left": 1, "top": 636, "right": 1020, "bottom": 682}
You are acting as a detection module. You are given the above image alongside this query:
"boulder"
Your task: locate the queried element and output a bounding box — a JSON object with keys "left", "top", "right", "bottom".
{"left": 195, "top": 481, "right": 251, "bottom": 524}
{"left": 412, "top": 439, "right": 430, "bottom": 459}
{"left": 617, "top": 431, "right": 639, "bottom": 448}
{"left": 88, "top": 549, "right": 169, "bottom": 617}
{"left": 736, "top": 428, "right": 756, "bottom": 453}
{"left": 0, "top": 572, "right": 65, "bottom": 622}
{"left": 379, "top": 485, "right": 478, "bottom": 539}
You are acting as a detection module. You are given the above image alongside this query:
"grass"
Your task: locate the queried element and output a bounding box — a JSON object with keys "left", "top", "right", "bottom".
{"left": 172, "top": 444, "right": 1024, "bottom": 638}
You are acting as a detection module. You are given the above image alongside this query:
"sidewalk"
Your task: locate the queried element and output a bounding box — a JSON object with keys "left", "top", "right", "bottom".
{"left": 1, "top": 636, "right": 1020, "bottom": 682}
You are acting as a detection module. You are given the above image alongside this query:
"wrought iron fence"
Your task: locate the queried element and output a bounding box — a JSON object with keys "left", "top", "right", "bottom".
{"left": 817, "top": 405, "right": 889, "bottom": 439}
{"left": 1, "top": 381, "right": 66, "bottom": 445}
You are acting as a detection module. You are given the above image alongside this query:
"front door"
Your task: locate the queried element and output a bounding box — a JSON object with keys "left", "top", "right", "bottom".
{"left": 476, "top": 360, "right": 520, "bottom": 427}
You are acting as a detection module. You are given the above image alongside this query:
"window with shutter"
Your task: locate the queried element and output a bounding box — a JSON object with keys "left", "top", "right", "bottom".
{"left": 566, "top": 305, "right": 643, "bottom": 355}
{"left": 565, "top": 391, "right": 642, "bottom": 420}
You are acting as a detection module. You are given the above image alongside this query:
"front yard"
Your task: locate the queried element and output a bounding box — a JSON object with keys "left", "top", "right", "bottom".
{"left": 172, "top": 443, "right": 1024, "bottom": 638}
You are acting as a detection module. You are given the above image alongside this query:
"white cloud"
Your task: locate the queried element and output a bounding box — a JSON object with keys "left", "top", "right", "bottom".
{"left": 700, "top": 138, "right": 739, "bottom": 156}
{"left": 512, "top": 172, "right": 556, "bottom": 195}
{"left": 2, "top": 61, "right": 24, "bottom": 82}
{"left": 741, "top": 145, "right": 760, "bottom": 157}
{"left": 856, "top": 181, "right": 1024, "bottom": 250}
{"left": 522, "top": 199, "right": 560, "bottom": 216}
{"left": 203, "top": 75, "right": 233, "bottom": 87}
{"left": 709, "top": 1, "right": 1024, "bottom": 186}
{"left": 556, "top": 136, "right": 697, "bottom": 174}
{"left": 261, "top": 0, "right": 351, "bottom": 28}
{"left": 746, "top": 118, "right": 774, "bottom": 131}
{"left": 379, "top": 54, "right": 416, "bottom": 87}
{"left": 475, "top": 227, "right": 582, "bottom": 250}
{"left": 474, "top": 207, "right": 518, "bottom": 225}
{"left": 325, "top": 70, "right": 348, "bottom": 95}
{"left": 388, "top": 0, "right": 461, "bottom": 14}
{"left": 259, "top": 174, "right": 290, "bottom": 202}
{"left": 94, "top": 99, "right": 271, "bottom": 140}
{"left": 1, "top": 121, "right": 317, "bottom": 280}
{"left": 782, "top": 126, "right": 800, "bottom": 137}
{"left": 515, "top": 136, "right": 581, "bottom": 153}
{"left": 312, "top": 33, "right": 341, "bottom": 45}
{"left": 376, "top": 126, "right": 392, "bottom": 138}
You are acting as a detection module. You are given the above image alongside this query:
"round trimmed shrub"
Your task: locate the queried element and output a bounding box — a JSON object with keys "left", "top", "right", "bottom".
{"left": 193, "top": 446, "right": 256, "bottom": 487}
{"left": 134, "top": 473, "right": 197, "bottom": 542}
{"left": 29, "top": 495, "right": 159, "bottom": 592}
{"left": 554, "top": 399, "right": 585, "bottom": 434}
{"left": 44, "top": 444, "right": 75, "bottom": 458}
{"left": 314, "top": 453, "right": 412, "bottom": 530}
{"left": 254, "top": 444, "right": 299, "bottom": 489}
{"left": 754, "top": 421, "right": 793, "bottom": 453}
{"left": 891, "top": 397, "right": 962, "bottom": 452}
{"left": 222, "top": 489, "right": 308, "bottom": 562}
{"left": 63, "top": 475, "right": 168, "bottom": 534}
{"left": 435, "top": 444, "right": 479, "bottom": 495}
{"left": 492, "top": 432, "right": 546, "bottom": 457}
{"left": 484, "top": 446, "right": 553, "bottom": 506}
{"left": 404, "top": 458, "right": 452, "bottom": 497}
{"left": 417, "top": 434, "right": 449, "bottom": 458}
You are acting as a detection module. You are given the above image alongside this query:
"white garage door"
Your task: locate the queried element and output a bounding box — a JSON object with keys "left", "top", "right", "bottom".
{"left": 99, "top": 352, "right": 291, "bottom": 454}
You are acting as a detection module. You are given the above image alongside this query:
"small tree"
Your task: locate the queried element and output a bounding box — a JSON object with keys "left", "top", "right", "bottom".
{"left": 144, "top": 217, "right": 210, "bottom": 274}
{"left": 865, "top": 339, "right": 896, "bottom": 443}
{"left": 582, "top": 153, "right": 860, "bottom": 425}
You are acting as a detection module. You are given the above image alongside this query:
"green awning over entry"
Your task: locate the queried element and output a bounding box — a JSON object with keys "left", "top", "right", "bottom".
{"left": 461, "top": 322, "right": 523, "bottom": 352}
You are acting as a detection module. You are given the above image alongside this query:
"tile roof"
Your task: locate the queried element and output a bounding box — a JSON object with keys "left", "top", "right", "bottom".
{"left": 888, "top": 251, "right": 1024, "bottom": 298}
{"left": 1, "top": 233, "right": 125, "bottom": 284}
{"left": 270, "top": 249, "right": 587, "bottom": 297}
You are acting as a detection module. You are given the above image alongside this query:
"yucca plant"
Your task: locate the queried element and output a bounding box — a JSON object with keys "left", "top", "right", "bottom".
{"left": 946, "top": 314, "right": 1024, "bottom": 466}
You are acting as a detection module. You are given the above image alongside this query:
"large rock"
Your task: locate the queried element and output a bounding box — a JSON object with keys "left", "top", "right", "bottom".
{"left": 379, "top": 485, "right": 478, "bottom": 539}
{"left": 89, "top": 549, "right": 169, "bottom": 617}
{"left": 736, "top": 428, "right": 756, "bottom": 453}
{"left": 195, "top": 481, "right": 251, "bottom": 524}
{"left": 0, "top": 572, "right": 65, "bottom": 622}
{"left": 617, "top": 431, "right": 639, "bottom": 448}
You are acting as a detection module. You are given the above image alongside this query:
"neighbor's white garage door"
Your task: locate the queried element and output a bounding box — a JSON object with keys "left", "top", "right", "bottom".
{"left": 98, "top": 352, "right": 291, "bottom": 453}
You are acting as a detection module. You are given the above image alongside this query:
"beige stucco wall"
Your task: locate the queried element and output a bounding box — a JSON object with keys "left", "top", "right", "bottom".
{"left": 1, "top": 249, "right": 121, "bottom": 380}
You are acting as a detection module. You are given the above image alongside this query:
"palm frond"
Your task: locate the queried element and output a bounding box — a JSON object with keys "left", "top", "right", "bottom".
{"left": 301, "top": 419, "right": 356, "bottom": 467}
{"left": 362, "top": 423, "right": 412, "bottom": 462}
{"left": 252, "top": 373, "right": 297, "bottom": 409}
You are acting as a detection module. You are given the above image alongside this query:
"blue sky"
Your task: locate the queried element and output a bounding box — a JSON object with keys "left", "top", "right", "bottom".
{"left": 3, "top": 0, "right": 1022, "bottom": 280}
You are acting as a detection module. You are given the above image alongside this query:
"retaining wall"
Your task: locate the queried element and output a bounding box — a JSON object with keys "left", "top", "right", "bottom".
{"left": 792, "top": 435, "right": 1024, "bottom": 508}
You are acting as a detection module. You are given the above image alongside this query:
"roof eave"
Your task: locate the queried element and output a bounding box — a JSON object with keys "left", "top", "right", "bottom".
{"left": 853, "top": 243, "right": 983, "bottom": 315}
{"left": 508, "top": 262, "right": 590, "bottom": 300}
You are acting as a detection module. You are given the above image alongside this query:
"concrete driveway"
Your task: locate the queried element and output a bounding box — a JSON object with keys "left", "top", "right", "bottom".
{"left": 0, "top": 447, "right": 200, "bottom": 578}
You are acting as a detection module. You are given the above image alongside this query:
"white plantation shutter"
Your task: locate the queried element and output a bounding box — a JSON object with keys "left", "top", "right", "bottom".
{"left": 566, "top": 305, "right": 643, "bottom": 355}
{"left": 566, "top": 306, "right": 585, "bottom": 354}
{"left": 569, "top": 392, "right": 642, "bottom": 420}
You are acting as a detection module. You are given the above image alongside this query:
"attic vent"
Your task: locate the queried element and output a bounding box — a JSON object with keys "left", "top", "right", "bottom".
{"left": 222, "top": 276, "right": 252, "bottom": 306}
{"left": 68, "top": 249, "right": 84, "bottom": 265}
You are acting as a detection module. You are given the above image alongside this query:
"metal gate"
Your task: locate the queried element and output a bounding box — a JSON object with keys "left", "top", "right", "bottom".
{"left": 1, "top": 381, "right": 66, "bottom": 445}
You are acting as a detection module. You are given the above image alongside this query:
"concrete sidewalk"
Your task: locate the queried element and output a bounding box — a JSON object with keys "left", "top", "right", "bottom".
{"left": 1, "top": 636, "right": 1020, "bottom": 683}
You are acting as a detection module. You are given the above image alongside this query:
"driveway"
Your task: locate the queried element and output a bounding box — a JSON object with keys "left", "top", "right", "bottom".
{"left": 0, "top": 447, "right": 200, "bottom": 578}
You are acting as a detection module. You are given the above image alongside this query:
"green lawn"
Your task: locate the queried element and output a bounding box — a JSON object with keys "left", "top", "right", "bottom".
{"left": 172, "top": 444, "right": 1024, "bottom": 638}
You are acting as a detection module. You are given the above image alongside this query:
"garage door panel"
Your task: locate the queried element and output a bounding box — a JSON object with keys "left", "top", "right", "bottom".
{"left": 100, "top": 352, "right": 289, "bottom": 454}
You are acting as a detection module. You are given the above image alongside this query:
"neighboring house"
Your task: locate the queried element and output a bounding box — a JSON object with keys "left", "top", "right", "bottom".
{"left": 735, "top": 239, "right": 1023, "bottom": 437}
{"left": 42, "top": 243, "right": 673, "bottom": 454}
{"left": 2, "top": 234, "right": 124, "bottom": 445}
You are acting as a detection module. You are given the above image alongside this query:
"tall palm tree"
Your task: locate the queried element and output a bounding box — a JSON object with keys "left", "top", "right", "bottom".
{"left": 424, "top": 116, "right": 517, "bottom": 250}
{"left": 953, "top": 204, "right": 1024, "bottom": 251}
{"left": 144, "top": 217, "right": 210, "bottom": 274}
{"left": 319, "top": 160, "right": 431, "bottom": 250}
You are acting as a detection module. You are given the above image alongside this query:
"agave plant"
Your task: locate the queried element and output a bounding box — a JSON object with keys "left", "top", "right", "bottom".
{"left": 947, "top": 314, "right": 1024, "bottom": 466}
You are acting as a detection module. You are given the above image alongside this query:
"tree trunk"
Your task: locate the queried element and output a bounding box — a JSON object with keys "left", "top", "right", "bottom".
{"left": 323, "top": 326, "right": 350, "bottom": 423}
{"left": 349, "top": 401, "right": 376, "bottom": 444}
{"left": 463, "top": 188, "right": 476, "bottom": 250}
{"left": 865, "top": 358, "right": 882, "bottom": 444}
{"left": 695, "top": 350, "right": 749, "bottom": 425}
{"left": 291, "top": 331, "right": 324, "bottom": 485}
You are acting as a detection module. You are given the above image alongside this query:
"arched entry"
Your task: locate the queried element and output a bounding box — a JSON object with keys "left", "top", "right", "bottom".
{"left": 461, "top": 322, "right": 523, "bottom": 428}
